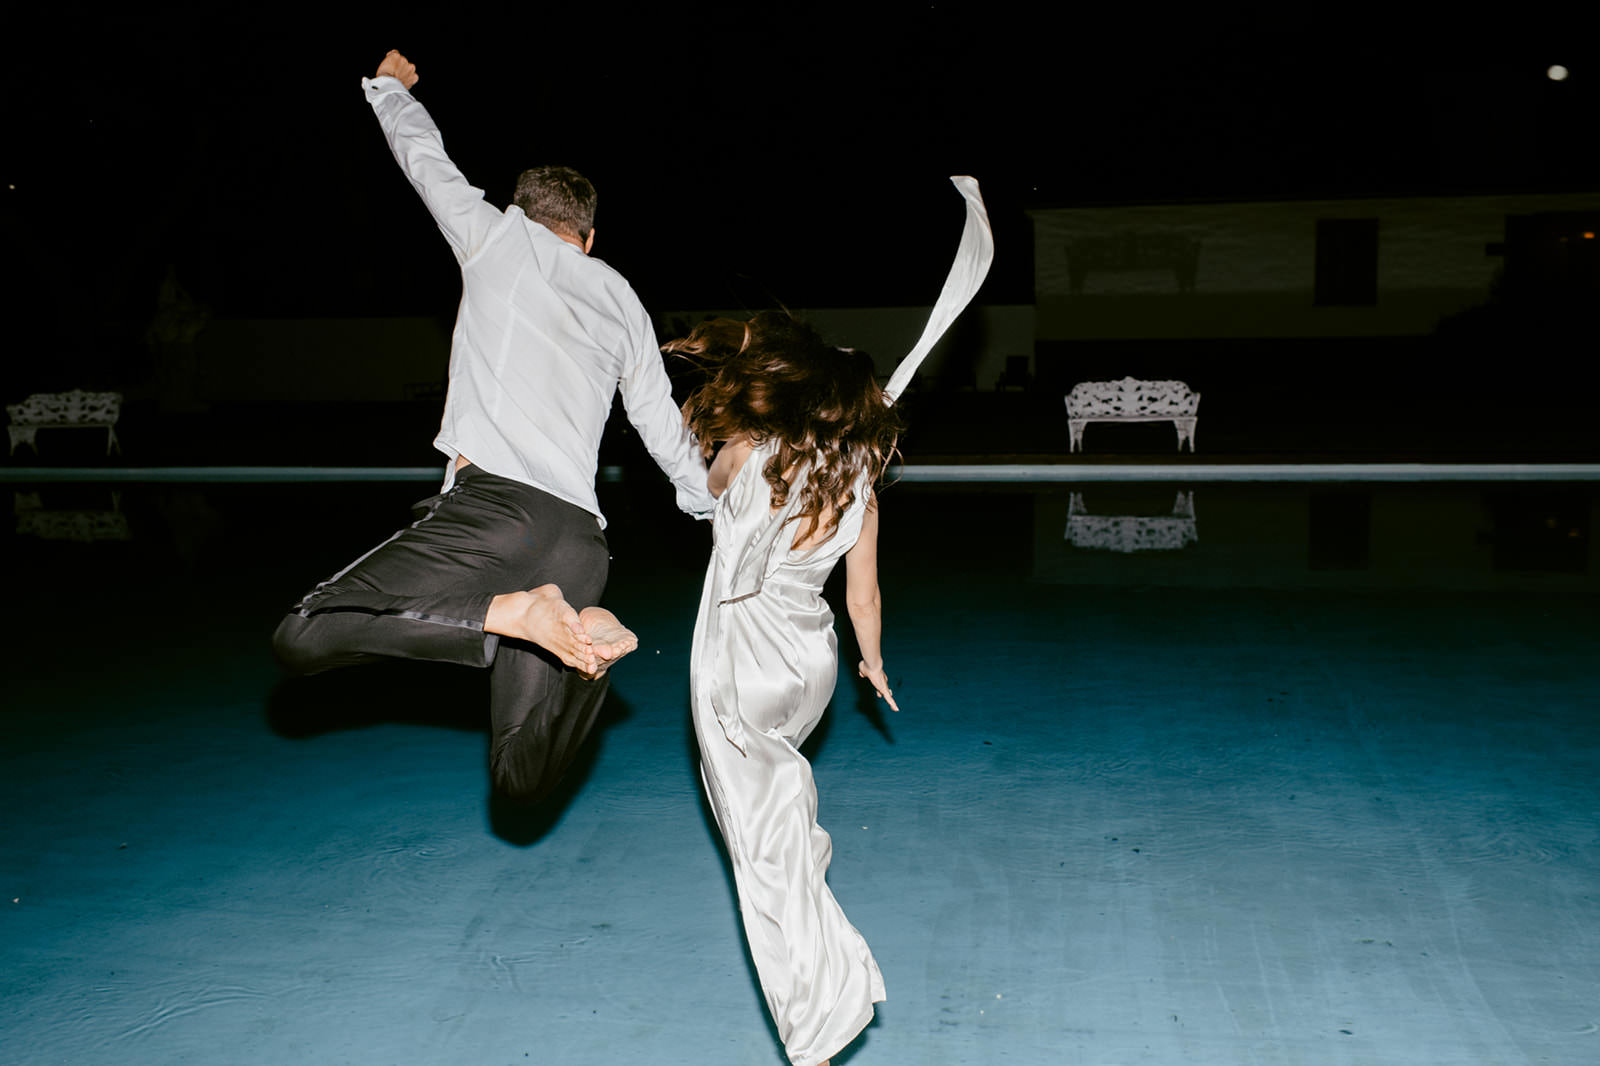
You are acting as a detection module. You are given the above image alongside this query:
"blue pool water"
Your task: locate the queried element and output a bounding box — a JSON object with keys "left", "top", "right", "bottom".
{"left": 2, "top": 479, "right": 1597, "bottom": 1065}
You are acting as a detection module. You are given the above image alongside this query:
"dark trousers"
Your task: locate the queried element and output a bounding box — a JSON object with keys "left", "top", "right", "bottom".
{"left": 272, "top": 465, "right": 611, "bottom": 805}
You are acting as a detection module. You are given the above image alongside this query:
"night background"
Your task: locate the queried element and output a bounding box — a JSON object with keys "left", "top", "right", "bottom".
{"left": 6, "top": 5, "right": 1597, "bottom": 463}
{"left": 4, "top": 7, "right": 1600, "bottom": 1066}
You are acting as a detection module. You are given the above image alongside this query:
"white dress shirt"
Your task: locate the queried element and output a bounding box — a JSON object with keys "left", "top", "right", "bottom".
{"left": 363, "top": 75, "right": 714, "bottom": 527}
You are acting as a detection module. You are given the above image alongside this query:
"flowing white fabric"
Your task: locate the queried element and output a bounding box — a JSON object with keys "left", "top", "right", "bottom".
{"left": 882, "top": 175, "right": 995, "bottom": 403}
{"left": 690, "top": 441, "right": 884, "bottom": 1066}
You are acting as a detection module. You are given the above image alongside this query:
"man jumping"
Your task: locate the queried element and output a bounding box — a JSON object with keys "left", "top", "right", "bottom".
{"left": 272, "top": 50, "right": 714, "bottom": 805}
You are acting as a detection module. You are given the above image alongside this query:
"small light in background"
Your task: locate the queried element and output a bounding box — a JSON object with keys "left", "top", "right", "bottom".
{"left": 1547, "top": 65, "right": 1569, "bottom": 81}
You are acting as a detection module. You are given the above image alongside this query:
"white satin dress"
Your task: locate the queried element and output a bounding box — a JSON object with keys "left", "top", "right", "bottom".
{"left": 690, "top": 440, "right": 886, "bottom": 1066}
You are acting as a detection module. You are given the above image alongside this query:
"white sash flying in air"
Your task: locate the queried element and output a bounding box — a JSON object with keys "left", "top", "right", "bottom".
{"left": 882, "top": 176, "right": 995, "bottom": 404}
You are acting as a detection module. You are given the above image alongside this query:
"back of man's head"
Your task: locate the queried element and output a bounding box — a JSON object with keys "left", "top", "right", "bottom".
{"left": 513, "top": 167, "right": 597, "bottom": 243}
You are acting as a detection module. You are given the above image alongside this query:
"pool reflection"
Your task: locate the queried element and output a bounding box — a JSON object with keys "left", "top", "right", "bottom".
{"left": 1034, "top": 483, "right": 1597, "bottom": 592}
{"left": 2, "top": 480, "right": 1596, "bottom": 598}
{"left": 1065, "top": 490, "right": 1198, "bottom": 553}
{"left": 12, "top": 488, "right": 131, "bottom": 543}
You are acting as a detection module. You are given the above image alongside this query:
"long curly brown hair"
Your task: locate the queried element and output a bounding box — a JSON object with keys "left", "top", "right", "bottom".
{"left": 665, "top": 311, "right": 901, "bottom": 544}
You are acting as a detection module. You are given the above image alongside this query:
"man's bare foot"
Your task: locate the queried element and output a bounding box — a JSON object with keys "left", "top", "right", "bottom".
{"left": 485, "top": 585, "right": 593, "bottom": 672}
{"left": 576, "top": 606, "right": 637, "bottom": 680}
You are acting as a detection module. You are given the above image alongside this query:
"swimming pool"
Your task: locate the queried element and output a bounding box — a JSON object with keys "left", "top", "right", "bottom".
{"left": 3, "top": 477, "right": 1596, "bottom": 1064}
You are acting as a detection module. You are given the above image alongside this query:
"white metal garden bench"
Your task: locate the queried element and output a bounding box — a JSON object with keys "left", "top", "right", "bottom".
{"left": 6, "top": 390, "right": 123, "bottom": 456}
{"left": 1064, "top": 377, "right": 1199, "bottom": 452}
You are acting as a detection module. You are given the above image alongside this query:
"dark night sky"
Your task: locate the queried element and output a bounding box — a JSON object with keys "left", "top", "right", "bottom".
{"left": 4, "top": 4, "right": 1596, "bottom": 352}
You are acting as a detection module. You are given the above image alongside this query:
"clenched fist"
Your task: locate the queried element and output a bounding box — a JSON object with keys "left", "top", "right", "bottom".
{"left": 375, "top": 49, "right": 418, "bottom": 89}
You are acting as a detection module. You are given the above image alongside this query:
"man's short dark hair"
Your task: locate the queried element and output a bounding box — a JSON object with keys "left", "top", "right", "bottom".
{"left": 513, "top": 167, "right": 597, "bottom": 242}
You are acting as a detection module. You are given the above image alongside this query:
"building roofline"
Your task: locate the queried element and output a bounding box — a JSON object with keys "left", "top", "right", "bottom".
{"left": 1023, "top": 185, "right": 1600, "bottom": 214}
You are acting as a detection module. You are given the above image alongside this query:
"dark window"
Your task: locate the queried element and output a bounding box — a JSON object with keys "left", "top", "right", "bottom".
{"left": 1314, "top": 218, "right": 1379, "bottom": 306}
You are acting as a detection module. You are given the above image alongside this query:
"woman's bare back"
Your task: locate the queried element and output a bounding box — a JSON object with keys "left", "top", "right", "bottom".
{"left": 709, "top": 435, "right": 844, "bottom": 553}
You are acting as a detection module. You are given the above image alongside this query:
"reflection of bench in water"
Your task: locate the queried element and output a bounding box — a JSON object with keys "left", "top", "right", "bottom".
{"left": 1064, "top": 491, "right": 1197, "bottom": 553}
{"left": 13, "top": 491, "right": 131, "bottom": 543}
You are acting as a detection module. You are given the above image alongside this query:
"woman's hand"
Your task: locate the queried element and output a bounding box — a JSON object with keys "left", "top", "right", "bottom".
{"left": 858, "top": 660, "right": 899, "bottom": 712}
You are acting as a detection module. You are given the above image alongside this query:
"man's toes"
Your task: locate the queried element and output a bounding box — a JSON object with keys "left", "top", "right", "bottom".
{"left": 594, "top": 635, "right": 637, "bottom": 664}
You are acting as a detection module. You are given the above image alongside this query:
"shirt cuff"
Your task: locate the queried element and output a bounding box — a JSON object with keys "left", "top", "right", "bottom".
{"left": 361, "top": 74, "right": 408, "bottom": 96}
{"left": 678, "top": 487, "right": 717, "bottom": 521}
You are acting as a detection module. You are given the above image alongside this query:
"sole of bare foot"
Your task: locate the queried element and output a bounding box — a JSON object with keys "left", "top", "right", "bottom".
{"left": 485, "top": 586, "right": 593, "bottom": 672}
{"left": 576, "top": 606, "right": 638, "bottom": 680}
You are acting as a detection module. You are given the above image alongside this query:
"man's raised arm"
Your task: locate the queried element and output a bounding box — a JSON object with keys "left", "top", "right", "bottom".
{"left": 361, "top": 50, "right": 502, "bottom": 263}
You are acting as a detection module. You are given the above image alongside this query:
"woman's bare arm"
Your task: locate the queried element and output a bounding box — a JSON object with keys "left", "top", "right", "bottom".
{"left": 844, "top": 498, "right": 898, "bottom": 711}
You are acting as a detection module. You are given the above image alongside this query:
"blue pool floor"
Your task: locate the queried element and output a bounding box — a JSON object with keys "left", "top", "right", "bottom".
{"left": 3, "top": 484, "right": 1598, "bottom": 1065}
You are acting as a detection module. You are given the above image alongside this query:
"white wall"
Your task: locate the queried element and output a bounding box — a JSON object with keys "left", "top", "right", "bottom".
{"left": 1028, "top": 192, "right": 1600, "bottom": 339}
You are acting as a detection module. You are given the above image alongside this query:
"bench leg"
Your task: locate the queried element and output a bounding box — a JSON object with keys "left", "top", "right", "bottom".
{"left": 1175, "top": 418, "right": 1197, "bottom": 452}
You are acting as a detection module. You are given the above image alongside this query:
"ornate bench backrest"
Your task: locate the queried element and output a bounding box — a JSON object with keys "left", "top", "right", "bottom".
{"left": 1066, "top": 377, "right": 1198, "bottom": 418}
{"left": 7, "top": 390, "right": 123, "bottom": 424}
